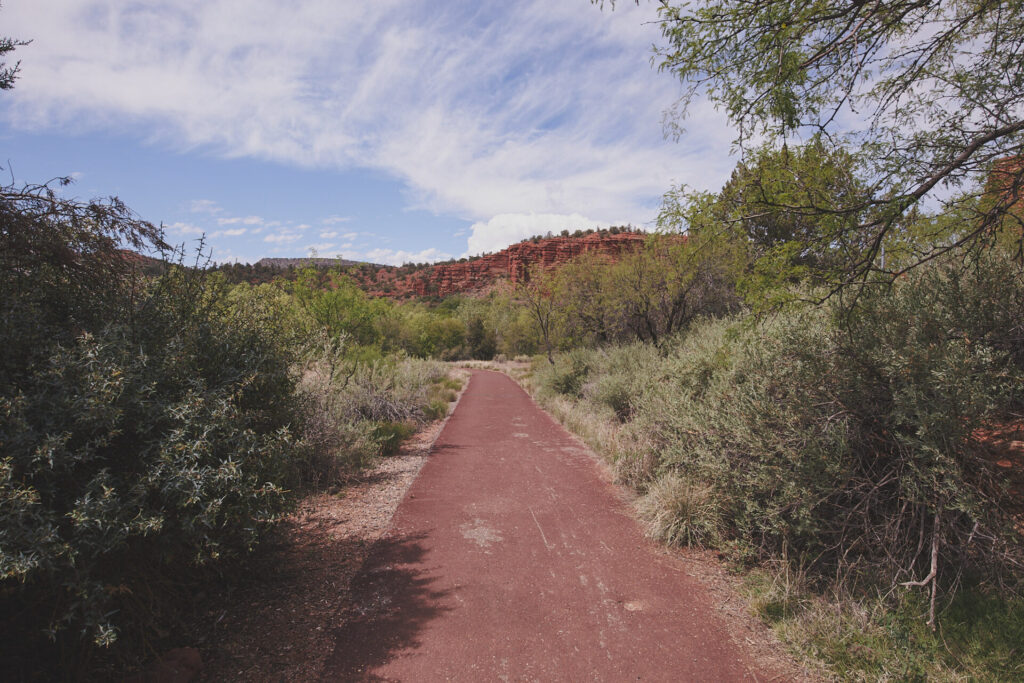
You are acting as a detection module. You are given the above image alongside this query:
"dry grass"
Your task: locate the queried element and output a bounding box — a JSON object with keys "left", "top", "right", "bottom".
{"left": 636, "top": 474, "right": 720, "bottom": 548}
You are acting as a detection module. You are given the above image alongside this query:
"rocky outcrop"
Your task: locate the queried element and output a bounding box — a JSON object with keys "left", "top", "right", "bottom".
{"left": 365, "top": 231, "right": 647, "bottom": 298}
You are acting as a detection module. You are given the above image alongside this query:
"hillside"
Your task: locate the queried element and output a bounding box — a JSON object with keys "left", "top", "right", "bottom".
{"left": 351, "top": 228, "right": 648, "bottom": 298}
{"left": 256, "top": 257, "right": 379, "bottom": 269}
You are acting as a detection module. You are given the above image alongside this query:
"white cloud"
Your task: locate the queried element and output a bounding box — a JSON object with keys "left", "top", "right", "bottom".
{"left": 219, "top": 227, "right": 246, "bottom": 237}
{"left": 189, "top": 199, "right": 222, "bottom": 214}
{"left": 465, "top": 213, "right": 607, "bottom": 256}
{"left": 1, "top": 0, "right": 738, "bottom": 239}
{"left": 264, "top": 231, "right": 301, "bottom": 243}
{"left": 320, "top": 230, "right": 338, "bottom": 238}
{"left": 166, "top": 221, "right": 205, "bottom": 235}
{"left": 304, "top": 242, "right": 337, "bottom": 254}
{"left": 217, "top": 215, "right": 263, "bottom": 226}
{"left": 362, "top": 247, "right": 453, "bottom": 266}
{"left": 322, "top": 215, "right": 351, "bottom": 225}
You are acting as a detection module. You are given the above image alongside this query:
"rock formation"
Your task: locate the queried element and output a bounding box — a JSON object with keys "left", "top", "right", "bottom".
{"left": 363, "top": 231, "right": 647, "bottom": 298}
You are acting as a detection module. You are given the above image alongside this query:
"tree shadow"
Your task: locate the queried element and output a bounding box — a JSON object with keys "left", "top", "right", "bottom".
{"left": 319, "top": 532, "right": 451, "bottom": 681}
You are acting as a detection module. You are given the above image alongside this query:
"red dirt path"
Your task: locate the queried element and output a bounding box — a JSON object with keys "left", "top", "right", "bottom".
{"left": 322, "top": 370, "right": 767, "bottom": 681}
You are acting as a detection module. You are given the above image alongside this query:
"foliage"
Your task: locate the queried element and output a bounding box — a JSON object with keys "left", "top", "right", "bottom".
{"left": 296, "top": 350, "right": 453, "bottom": 484}
{"left": 291, "top": 265, "right": 391, "bottom": 347}
{"left": 0, "top": 24, "right": 29, "bottom": 90}
{"left": 0, "top": 180, "right": 167, "bottom": 383}
{"left": 743, "top": 570, "right": 1024, "bottom": 681}
{"left": 0, "top": 182, "right": 304, "bottom": 671}
{"left": 517, "top": 264, "right": 560, "bottom": 364}
{"left": 373, "top": 421, "right": 418, "bottom": 456}
{"left": 544, "top": 349, "right": 592, "bottom": 398}
{"left": 645, "top": 258, "right": 1022, "bottom": 591}
{"left": 664, "top": 141, "right": 873, "bottom": 304}
{"left": 535, "top": 251, "right": 1024, "bottom": 630}
{"left": 521, "top": 233, "right": 742, "bottom": 350}
{"left": 605, "top": 0, "right": 1024, "bottom": 284}
{"left": 636, "top": 474, "right": 720, "bottom": 548}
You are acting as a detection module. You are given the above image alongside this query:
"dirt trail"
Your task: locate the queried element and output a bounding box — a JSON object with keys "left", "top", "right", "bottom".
{"left": 323, "top": 370, "right": 772, "bottom": 681}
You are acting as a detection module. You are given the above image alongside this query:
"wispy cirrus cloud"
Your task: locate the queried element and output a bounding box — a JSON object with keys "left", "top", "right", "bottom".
{"left": 264, "top": 231, "right": 302, "bottom": 244}
{"left": 217, "top": 215, "right": 263, "bottom": 226}
{"left": 166, "top": 220, "right": 204, "bottom": 236}
{"left": 2, "top": 1, "right": 737, "bottom": 256}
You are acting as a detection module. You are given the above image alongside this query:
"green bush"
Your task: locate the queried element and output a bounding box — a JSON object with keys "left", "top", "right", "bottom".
{"left": 438, "top": 377, "right": 460, "bottom": 391}
{"left": 579, "top": 344, "right": 660, "bottom": 422}
{"left": 422, "top": 399, "right": 450, "bottom": 421}
{"left": 296, "top": 354, "right": 452, "bottom": 480}
{"left": 0, "top": 272, "right": 301, "bottom": 661}
{"left": 539, "top": 348, "right": 592, "bottom": 397}
{"left": 372, "top": 421, "right": 417, "bottom": 456}
{"left": 635, "top": 253, "right": 1024, "bottom": 591}
{"left": 0, "top": 186, "right": 303, "bottom": 672}
{"left": 539, "top": 252, "right": 1024, "bottom": 611}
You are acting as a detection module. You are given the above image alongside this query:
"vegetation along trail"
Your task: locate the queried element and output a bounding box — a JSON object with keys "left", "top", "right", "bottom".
{"left": 324, "top": 370, "right": 767, "bottom": 681}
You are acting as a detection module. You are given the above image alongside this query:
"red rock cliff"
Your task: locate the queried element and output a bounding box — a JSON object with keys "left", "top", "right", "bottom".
{"left": 364, "top": 231, "right": 648, "bottom": 298}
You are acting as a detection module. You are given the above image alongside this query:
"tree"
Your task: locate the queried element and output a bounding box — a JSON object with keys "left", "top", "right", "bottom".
{"left": 662, "top": 139, "right": 882, "bottom": 304}
{"left": 556, "top": 252, "right": 619, "bottom": 345}
{"left": 607, "top": 234, "right": 741, "bottom": 344}
{"left": 518, "top": 266, "right": 560, "bottom": 364}
{"left": 0, "top": 23, "right": 29, "bottom": 90}
{"left": 291, "top": 266, "right": 389, "bottom": 347}
{"left": 604, "top": 0, "right": 1024, "bottom": 287}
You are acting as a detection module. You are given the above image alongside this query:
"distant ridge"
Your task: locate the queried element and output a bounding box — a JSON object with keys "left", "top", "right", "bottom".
{"left": 255, "top": 257, "right": 384, "bottom": 269}
{"left": 345, "top": 227, "right": 650, "bottom": 299}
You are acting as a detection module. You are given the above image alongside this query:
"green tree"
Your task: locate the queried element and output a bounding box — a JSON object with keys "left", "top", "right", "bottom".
{"left": 661, "top": 140, "right": 880, "bottom": 305}
{"left": 607, "top": 235, "right": 741, "bottom": 344}
{"left": 518, "top": 266, "right": 560, "bottom": 364}
{"left": 0, "top": 21, "right": 29, "bottom": 91}
{"left": 604, "top": 0, "right": 1024, "bottom": 283}
{"left": 291, "top": 266, "right": 389, "bottom": 348}
{"left": 556, "top": 252, "right": 619, "bottom": 345}
{"left": 465, "top": 315, "right": 497, "bottom": 360}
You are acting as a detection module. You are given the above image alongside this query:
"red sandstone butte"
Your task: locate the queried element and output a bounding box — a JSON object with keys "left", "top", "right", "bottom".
{"left": 367, "top": 231, "right": 648, "bottom": 298}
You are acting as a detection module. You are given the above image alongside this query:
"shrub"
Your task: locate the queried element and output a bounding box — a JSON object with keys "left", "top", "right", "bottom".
{"left": 636, "top": 253, "right": 1024, "bottom": 600}
{"left": 372, "top": 421, "right": 417, "bottom": 456}
{"left": 0, "top": 267, "right": 301, "bottom": 669}
{"left": 0, "top": 185, "right": 304, "bottom": 673}
{"left": 540, "top": 349, "right": 591, "bottom": 397}
{"left": 423, "top": 399, "right": 450, "bottom": 421}
{"left": 537, "top": 251, "right": 1024, "bottom": 622}
{"left": 441, "top": 377, "right": 463, "bottom": 391}
{"left": 297, "top": 354, "right": 452, "bottom": 479}
{"left": 579, "top": 343, "right": 660, "bottom": 422}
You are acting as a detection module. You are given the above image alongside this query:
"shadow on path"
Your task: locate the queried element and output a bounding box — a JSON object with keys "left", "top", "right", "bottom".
{"left": 320, "top": 532, "right": 450, "bottom": 681}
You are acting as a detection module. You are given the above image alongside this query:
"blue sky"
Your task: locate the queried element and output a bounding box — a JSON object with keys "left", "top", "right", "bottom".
{"left": 0, "top": 0, "right": 737, "bottom": 264}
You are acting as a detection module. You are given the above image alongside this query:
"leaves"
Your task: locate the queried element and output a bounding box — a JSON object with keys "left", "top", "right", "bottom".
{"left": 649, "top": 0, "right": 1024, "bottom": 283}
